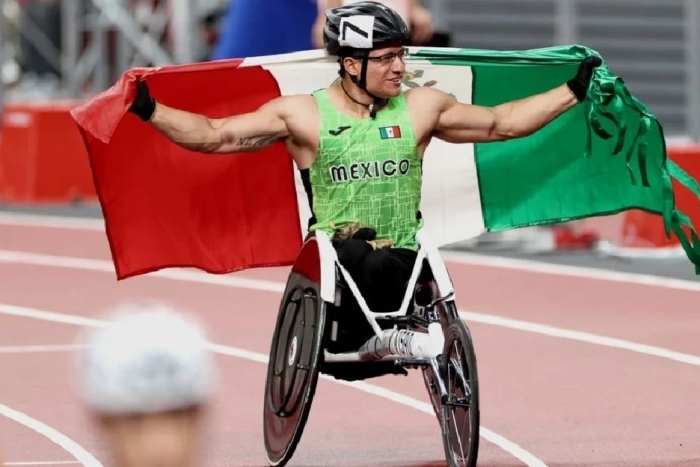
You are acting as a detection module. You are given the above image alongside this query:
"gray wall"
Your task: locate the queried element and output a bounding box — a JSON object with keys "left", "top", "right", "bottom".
{"left": 444, "top": 0, "right": 698, "bottom": 141}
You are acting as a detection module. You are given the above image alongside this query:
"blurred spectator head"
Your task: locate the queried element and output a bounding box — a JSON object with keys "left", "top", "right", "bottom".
{"left": 75, "top": 303, "right": 216, "bottom": 467}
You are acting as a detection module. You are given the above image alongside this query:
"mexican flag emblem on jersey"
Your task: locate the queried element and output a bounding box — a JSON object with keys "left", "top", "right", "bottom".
{"left": 379, "top": 126, "right": 402, "bottom": 139}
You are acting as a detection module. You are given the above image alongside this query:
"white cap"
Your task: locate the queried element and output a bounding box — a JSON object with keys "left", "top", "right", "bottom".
{"left": 76, "top": 303, "right": 216, "bottom": 415}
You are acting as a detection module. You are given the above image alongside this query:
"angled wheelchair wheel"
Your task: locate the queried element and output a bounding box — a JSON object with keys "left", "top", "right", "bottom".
{"left": 263, "top": 271, "right": 326, "bottom": 467}
{"left": 439, "top": 311, "right": 480, "bottom": 467}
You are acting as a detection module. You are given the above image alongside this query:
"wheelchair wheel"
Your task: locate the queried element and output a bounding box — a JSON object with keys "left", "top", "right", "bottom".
{"left": 263, "top": 274, "right": 326, "bottom": 467}
{"left": 439, "top": 316, "right": 480, "bottom": 467}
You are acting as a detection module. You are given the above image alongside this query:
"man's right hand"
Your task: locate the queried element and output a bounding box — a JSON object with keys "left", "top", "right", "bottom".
{"left": 129, "top": 80, "right": 157, "bottom": 122}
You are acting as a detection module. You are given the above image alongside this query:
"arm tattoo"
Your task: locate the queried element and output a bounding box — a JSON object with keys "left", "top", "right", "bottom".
{"left": 236, "top": 134, "right": 279, "bottom": 148}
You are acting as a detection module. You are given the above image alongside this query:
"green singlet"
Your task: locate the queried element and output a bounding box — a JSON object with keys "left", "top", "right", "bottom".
{"left": 308, "top": 88, "right": 424, "bottom": 250}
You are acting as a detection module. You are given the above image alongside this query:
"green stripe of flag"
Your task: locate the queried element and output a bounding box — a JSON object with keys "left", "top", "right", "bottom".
{"left": 411, "top": 45, "right": 700, "bottom": 273}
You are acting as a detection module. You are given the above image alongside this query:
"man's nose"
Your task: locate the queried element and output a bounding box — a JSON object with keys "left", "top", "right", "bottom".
{"left": 390, "top": 57, "right": 405, "bottom": 72}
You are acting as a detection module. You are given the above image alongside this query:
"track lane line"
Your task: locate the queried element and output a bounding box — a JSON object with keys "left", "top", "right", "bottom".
{"left": 1, "top": 212, "right": 699, "bottom": 291}
{"left": 459, "top": 311, "right": 700, "bottom": 367}
{"left": 4, "top": 462, "right": 81, "bottom": 466}
{"left": 0, "top": 302, "right": 548, "bottom": 467}
{"left": 440, "top": 250, "right": 700, "bottom": 292}
{"left": 0, "top": 345, "right": 86, "bottom": 354}
{"left": 0, "top": 403, "right": 102, "bottom": 467}
{"left": 0, "top": 249, "right": 283, "bottom": 292}
{"left": 0, "top": 213, "right": 104, "bottom": 231}
{"left": 2, "top": 249, "right": 700, "bottom": 368}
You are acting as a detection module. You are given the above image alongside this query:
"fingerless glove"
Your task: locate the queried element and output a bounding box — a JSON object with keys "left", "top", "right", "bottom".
{"left": 566, "top": 56, "right": 602, "bottom": 101}
{"left": 128, "top": 80, "right": 156, "bottom": 122}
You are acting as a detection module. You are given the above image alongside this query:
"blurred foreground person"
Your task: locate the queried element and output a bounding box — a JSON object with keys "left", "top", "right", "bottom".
{"left": 75, "top": 304, "right": 216, "bottom": 467}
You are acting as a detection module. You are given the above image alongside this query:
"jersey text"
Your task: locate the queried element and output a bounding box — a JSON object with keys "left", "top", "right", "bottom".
{"left": 328, "top": 159, "right": 411, "bottom": 183}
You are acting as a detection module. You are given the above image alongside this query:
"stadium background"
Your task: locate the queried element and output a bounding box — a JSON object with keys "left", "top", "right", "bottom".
{"left": 2, "top": 0, "right": 699, "bottom": 267}
{"left": 1, "top": 1, "right": 700, "bottom": 466}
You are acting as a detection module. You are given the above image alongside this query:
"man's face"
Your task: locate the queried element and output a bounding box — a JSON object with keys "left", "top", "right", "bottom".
{"left": 346, "top": 46, "right": 407, "bottom": 98}
{"left": 97, "top": 406, "right": 203, "bottom": 467}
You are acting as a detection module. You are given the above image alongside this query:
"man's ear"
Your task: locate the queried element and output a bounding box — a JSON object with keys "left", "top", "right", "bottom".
{"left": 343, "top": 56, "right": 362, "bottom": 78}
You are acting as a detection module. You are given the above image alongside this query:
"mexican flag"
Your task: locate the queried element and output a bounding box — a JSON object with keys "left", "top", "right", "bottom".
{"left": 70, "top": 45, "right": 700, "bottom": 280}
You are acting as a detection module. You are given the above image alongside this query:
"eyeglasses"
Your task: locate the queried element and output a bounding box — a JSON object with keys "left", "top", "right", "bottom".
{"left": 367, "top": 47, "right": 409, "bottom": 65}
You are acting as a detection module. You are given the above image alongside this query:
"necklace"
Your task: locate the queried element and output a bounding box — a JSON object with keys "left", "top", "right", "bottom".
{"left": 340, "top": 80, "right": 372, "bottom": 108}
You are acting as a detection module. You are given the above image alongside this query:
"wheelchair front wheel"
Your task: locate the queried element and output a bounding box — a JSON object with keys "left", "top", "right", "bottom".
{"left": 439, "top": 318, "right": 480, "bottom": 467}
{"left": 263, "top": 279, "right": 326, "bottom": 467}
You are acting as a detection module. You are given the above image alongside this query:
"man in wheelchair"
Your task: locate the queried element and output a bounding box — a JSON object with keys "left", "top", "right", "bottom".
{"left": 125, "top": 1, "right": 601, "bottom": 377}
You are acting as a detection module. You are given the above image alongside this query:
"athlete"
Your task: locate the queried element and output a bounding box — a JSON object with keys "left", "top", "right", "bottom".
{"left": 126, "top": 1, "right": 601, "bottom": 365}
{"left": 75, "top": 304, "right": 216, "bottom": 467}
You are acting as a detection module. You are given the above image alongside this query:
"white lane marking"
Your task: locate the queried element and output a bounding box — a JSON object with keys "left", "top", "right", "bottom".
{"left": 0, "top": 403, "right": 102, "bottom": 467}
{"left": 1, "top": 211, "right": 699, "bottom": 290}
{"left": 459, "top": 312, "right": 700, "bottom": 367}
{"left": 0, "top": 345, "right": 85, "bottom": 354}
{"left": 0, "top": 212, "right": 104, "bottom": 231}
{"left": 2, "top": 250, "right": 699, "bottom": 366}
{"left": 0, "top": 303, "right": 547, "bottom": 467}
{"left": 440, "top": 250, "right": 700, "bottom": 291}
{"left": 0, "top": 250, "right": 284, "bottom": 293}
{"left": 4, "top": 462, "right": 82, "bottom": 466}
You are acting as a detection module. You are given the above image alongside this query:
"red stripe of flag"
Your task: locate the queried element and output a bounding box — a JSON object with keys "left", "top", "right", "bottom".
{"left": 70, "top": 60, "right": 303, "bottom": 280}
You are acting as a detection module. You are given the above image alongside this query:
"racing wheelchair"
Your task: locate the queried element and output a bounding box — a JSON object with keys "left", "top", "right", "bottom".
{"left": 262, "top": 229, "right": 480, "bottom": 467}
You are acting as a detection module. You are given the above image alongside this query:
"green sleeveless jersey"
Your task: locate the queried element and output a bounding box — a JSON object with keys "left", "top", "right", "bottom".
{"left": 308, "top": 88, "right": 423, "bottom": 250}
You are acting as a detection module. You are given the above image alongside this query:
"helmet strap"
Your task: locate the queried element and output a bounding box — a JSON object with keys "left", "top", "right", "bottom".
{"left": 345, "top": 54, "right": 384, "bottom": 119}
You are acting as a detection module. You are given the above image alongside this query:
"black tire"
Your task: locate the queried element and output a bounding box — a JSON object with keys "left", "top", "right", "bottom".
{"left": 263, "top": 273, "right": 326, "bottom": 467}
{"left": 439, "top": 316, "right": 480, "bottom": 467}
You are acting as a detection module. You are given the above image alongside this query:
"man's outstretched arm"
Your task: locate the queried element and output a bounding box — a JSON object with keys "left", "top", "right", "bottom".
{"left": 128, "top": 81, "right": 289, "bottom": 154}
{"left": 432, "top": 57, "right": 602, "bottom": 144}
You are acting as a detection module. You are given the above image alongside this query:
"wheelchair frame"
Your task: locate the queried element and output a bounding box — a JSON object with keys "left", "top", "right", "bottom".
{"left": 263, "top": 227, "right": 479, "bottom": 467}
{"left": 315, "top": 228, "right": 457, "bottom": 363}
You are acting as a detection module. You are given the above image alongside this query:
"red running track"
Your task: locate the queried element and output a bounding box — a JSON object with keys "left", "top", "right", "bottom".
{"left": 1, "top": 218, "right": 700, "bottom": 467}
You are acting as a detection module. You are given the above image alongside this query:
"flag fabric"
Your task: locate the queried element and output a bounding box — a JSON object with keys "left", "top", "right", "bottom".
{"left": 70, "top": 45, "right": 700, "bottom": 280}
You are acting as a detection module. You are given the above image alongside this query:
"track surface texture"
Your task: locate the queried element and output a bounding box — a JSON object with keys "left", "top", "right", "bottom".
{"left": 1, "top": 205, "right": 699, "bottom": 467}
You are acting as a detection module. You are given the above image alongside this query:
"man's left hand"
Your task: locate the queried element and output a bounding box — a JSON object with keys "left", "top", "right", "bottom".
{"left": 566, "top": 56, "right": 603, "bottom": 102}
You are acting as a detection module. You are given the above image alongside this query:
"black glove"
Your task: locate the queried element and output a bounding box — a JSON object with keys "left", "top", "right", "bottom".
{"left": 566, "top": 56, "right": 602, "bottom": 102}
{"left": 128, "top": 80, "right": 156, "bottom": 122}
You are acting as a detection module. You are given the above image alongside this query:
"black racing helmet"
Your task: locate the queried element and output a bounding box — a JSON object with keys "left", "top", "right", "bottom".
{"left": 323, "top": 1, "right": 410, "bottom": 57}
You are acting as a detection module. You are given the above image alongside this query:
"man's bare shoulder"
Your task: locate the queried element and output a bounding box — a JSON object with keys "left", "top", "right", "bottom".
{"left": 270, "top": 94, "right": 319, "bottom": 118}
{"left": 405, "top": 86, "right": 455, "bottom": 117}
{"left": 269, "top": 94, "right": 320, "bottom": 156}
{"left": 403, "top": 87, "right": 457, "bottom": 142}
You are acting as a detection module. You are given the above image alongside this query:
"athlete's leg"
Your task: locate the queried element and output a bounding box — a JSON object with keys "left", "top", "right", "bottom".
{"left": 326, "top": 239, "right": 376, "bottom": 354}
{"left": 359, "top": 247, "right": 418, "bottom": 313}
{"left": 355, "top": 248, "right": 438, "bottom": 361}
{"left": 335, "top": 238, "right": 374, "bottom": 280}
{"left": 323, "top": 240, "right": 413, "bottom": 380}
{"left": 326, "top": 242, "right": 416, "bottom": 347}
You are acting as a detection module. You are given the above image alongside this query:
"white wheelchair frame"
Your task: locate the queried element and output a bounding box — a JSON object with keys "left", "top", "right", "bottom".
{"left": 312, "top": 228, "right": 457, "bottom": 364}
{"left": 263, "top": 227, "right": 479, "bottom": 467}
